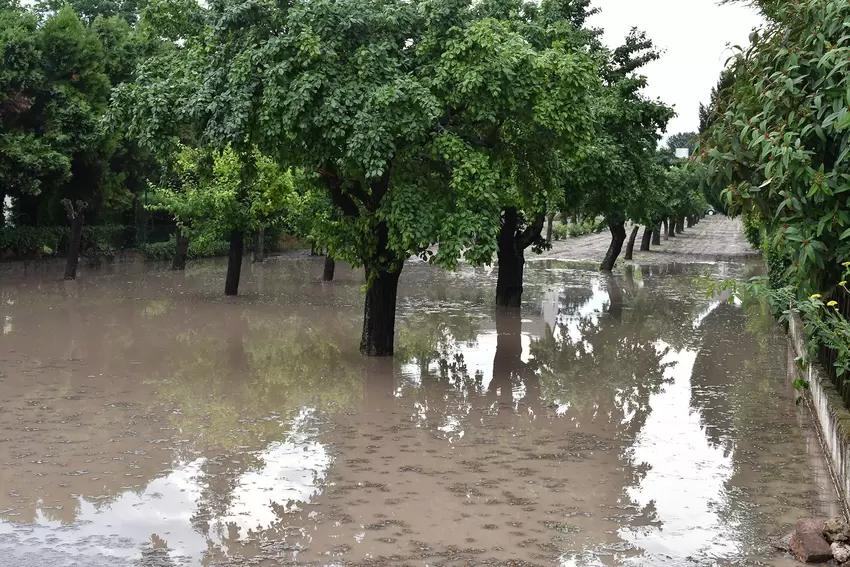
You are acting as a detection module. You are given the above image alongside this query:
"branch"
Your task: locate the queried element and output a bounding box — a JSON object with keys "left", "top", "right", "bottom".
{"left": 60, "top": 198, "right": 88, "bottom": 220}
{"left": 317, "top": 168, "right": 359, "bottom": 217}
{"left": 517, "top": 213, "right": 545, "bottom": 250}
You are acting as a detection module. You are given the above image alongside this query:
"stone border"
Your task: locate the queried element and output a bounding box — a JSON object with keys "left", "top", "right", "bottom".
{"left": 789, "top": 310, "right": 850, "bottom": 517}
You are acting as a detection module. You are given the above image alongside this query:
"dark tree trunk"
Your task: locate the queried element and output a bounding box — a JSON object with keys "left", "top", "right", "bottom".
{"left": 624, "top": 226, "right": 640, "bottom": 260}
{"left": 545, "top": 214, "right": 554, "bottom": 243}
{"left": 599, "top": 220, "right": 627, "bottom": 272}
{"left": 677, "top": 216, "right": 685, "bottom": 234}
{"left": 61, "top": 199, "right": 87, "bottom": 280}
{"left": 254, "top": 228, "right": 265, "bottom": 263}
{"left": 172, "top": 228, "right": 189, "bottom": 271}
{"left": 224, "top": 229, "right": 244, "bottom": 296}
{"left": 360, "top": 264, "right": 402, "bottom": 356}
{"left": 496, "top": 207, "right": 524, "bottom": 308}
{"left": 653, "top": 223, "right": 662, "bottom": 245}
{"left": 0, "top": 190, "right": 5, "bottom": 228}
{"left": 323, "top": 255, "right": 335, "bottom": 281}
{"left": 640, "top": 226, "right": 652, "bottom": 251}
{"left": 667, "top": 218, "right": 676, "bottom": 237}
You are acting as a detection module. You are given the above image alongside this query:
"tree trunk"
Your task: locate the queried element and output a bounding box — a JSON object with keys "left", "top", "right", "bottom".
{"left": 224, "top": 229, "right": 244, "bottom": 296}
{"left": 61, "top": 199, "right": 87, "bottom": 281}
{"left": 496, "top": 207, "right": 524, "bottom": 308}
{"left": 545, "top": 214, "right": 554, "bottom": 243}
{"left": 360, "top": 265, "right": 402, "bottom": 356}
{"left": 0, "top": 190, "right": 5, "bottom": 228}
{"left": 172, "top": 228, "right": 189, "bottom": 270}
{"left": 677, "top": 216, "right": 685, "bottom": 234}
{"left": 254, "top": 228, "right": 265, "bottom": 263}
{"left": 662, "top": 219, "right": 669, "bottom": 239}
{"left": 640, "top": 226, "right": 652, "bottom": 251}
{"left": 653, "top": 223, "right": 662, "bottom": 245}
{"left": 667, "top": 218, "right": 676, "bottom": 237}
{"left": 323, "top": 255, "right": 335, "bottom": 281}
{"left": 624, "top": 226, "right": 640, "bottom": 260}
{"left": 599, "top": 220, "right": 627, "bottom": 272}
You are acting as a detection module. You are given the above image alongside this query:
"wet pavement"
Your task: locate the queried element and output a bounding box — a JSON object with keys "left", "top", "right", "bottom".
{"left": 0, "top": 257, "right": 841, "bottom": 566}
{"left": 548, "top": 216, "right": 759, "bottom": 264}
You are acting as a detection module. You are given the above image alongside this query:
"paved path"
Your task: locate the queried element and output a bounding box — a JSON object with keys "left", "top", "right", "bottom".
{"left": 544, "top": 216, "right": 759, "bottom": 265}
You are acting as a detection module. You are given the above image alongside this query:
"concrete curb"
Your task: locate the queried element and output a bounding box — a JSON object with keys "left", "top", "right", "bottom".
{"left": 789, "top": 310, "right": 850, "bottom": 517}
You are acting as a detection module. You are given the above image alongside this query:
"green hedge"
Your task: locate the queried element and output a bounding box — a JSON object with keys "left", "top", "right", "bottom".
{"left": 139, "top": 232, "right": 229, "bottom": 261}
{"left": 551, "top": 218, "right": 605, "bottom": 241}
{"left": 0, "top": 225, "right": 127, "bottom": 260}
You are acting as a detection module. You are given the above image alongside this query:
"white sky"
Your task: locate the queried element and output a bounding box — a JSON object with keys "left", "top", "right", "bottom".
{"left": 588, "top": 0, "right": 764, "bottom": 139}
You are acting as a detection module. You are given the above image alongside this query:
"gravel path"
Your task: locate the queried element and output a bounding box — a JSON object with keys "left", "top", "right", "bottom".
{"left": 543, "top": 215, "right": 759, "bottom": 265}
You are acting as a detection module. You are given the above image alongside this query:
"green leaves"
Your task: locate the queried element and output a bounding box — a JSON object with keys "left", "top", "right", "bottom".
{"left": 700, "top": 0, "right": 850, "bottom": 292}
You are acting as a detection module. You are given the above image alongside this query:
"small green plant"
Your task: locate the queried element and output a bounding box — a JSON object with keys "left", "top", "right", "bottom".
{"left": 552, "top": 222, "right": 569, "bottom": 240}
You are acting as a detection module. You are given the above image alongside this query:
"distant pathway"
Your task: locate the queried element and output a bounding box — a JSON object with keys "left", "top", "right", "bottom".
{"left": 544, "top": 216, "right": 759, "bottom": 264}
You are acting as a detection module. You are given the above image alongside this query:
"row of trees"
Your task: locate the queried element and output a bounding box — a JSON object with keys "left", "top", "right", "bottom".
{"left": 2, "top": 0, "right": 708, "bottom": 356}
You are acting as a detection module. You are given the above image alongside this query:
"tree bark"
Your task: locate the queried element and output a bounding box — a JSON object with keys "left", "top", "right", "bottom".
{"left": 545, "top": 213, "right": 554, "bottom": 243}
{"left": 640, "top": 226, "right": 652, "bottom": 251}
{"left": 224, "top": 229, "right": 244, "bottom": 296}
{"left": 0, "top": 190, "right": 5, "bottom": 228}
{"left": 599, "top": 220, "right": 627, "bottom": 272}
{"left": 677, "top": 216, "right": 685, "bottom": 234}
{"left": 323, "top": 255, "right": 335, "bottom": 281}
{"left": 360, "top": 264, "right": 402, "bottom": 356}
{"left": 496, "top": 207, "right": 524, "bottom": 308}
{"left": 662, "top": 218, "right": 669, "bottom": 239}
{"left": 667, "top": 218, "right": 676, "bottom": 237}
{"left": 254, "top": 228, "right": 265, "bottom": 263}
{"left": 172, "top": 227, "right": 189, "bottom": 271}
{"left": 653, "top": 223, "right": 662, "bottom": 245}
{"left": 624, "top": 226, "right": 640, "bottom": 260}
{"left": 61, "top": 199, "right": 87, "bottom": 280}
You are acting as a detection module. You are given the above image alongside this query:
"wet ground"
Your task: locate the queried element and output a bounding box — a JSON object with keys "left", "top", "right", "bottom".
{"left": 548, "top": 216, "right": 759, "bottom": 264}
{"left": 0, "top": 254, "right": 841, "bottom": 567}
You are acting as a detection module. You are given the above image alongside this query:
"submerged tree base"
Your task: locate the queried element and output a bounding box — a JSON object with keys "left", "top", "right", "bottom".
{"left": 360, "top": 266, "right": 402, "bottom": 356}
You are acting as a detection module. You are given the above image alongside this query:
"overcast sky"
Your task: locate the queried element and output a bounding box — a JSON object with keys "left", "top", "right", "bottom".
{"left": 588, "top": 0, "right": 763, "bottom": 139}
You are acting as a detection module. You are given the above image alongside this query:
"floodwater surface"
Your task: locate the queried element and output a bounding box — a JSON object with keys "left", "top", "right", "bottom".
{"left": 0, "top": 257, "right": 841, "bottom": 566}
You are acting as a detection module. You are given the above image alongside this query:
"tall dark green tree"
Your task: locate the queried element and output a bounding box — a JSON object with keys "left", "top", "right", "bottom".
{"left": 564, "top": 29, "right": 674, "bottom": 272}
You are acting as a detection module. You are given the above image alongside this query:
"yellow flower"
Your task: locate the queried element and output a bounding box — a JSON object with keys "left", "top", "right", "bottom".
{"left": 828, "top": 300, "right": 838, "bottom": 307}
{"left": 843, "top": 261, "right": 850, "bottom": 267}
{"left": 811, "top": 293, "right": 822, "bottom": 299}
{"left": 840, "top": 281, "right": 848, "bottom": 287}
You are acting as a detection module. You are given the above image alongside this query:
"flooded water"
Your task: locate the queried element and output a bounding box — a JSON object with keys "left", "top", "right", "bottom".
{"left": 0, "top": 257, "right": 841, "bottom": 567}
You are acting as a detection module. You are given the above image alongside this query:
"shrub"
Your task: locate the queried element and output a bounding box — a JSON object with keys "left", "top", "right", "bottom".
{"left": 741, "top": 210, "right": 763, "bottom": 250}
{"left": 0, "top": 225, "right": 127, "bottom": 261}
{"left": 140, "top": 231, "right": 229, "bottom": 261}
{"left": 0, "top": 226, "right": 66, "bottom": 258}
{"left": 552, "top": 223, "right": 569, "bottom": 241}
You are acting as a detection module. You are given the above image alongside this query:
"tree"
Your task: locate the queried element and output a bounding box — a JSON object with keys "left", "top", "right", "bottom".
{"left": 144, "top": 0, "right": 597, "bottom": 355}
{"left": 661, "top": 131, "right": 698, "bottom": 164}
{"left": 419, "top": 0, "right": 597, "bottom": 308}
{"left": 564, "top": 30, "right": 674, "bottom": 272}
{"left": 147, "top": 145, "right": 293, "bottom": 293}
{"left": 1, "top": 0, "right": 159, "bottom": 237}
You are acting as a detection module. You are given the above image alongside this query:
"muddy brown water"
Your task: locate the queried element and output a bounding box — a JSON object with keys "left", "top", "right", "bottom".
{"left": 0, "top": 257, "right": 841, "bottom": 566}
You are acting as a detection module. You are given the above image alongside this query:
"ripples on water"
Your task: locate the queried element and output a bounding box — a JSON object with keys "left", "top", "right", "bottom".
{"left": 0, "top": 258, "right": 840, "bottom": 566}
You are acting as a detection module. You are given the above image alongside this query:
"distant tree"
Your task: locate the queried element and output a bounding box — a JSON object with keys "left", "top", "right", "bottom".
{"left": 665, "top": 131, "right": 698, "bottom": 156}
